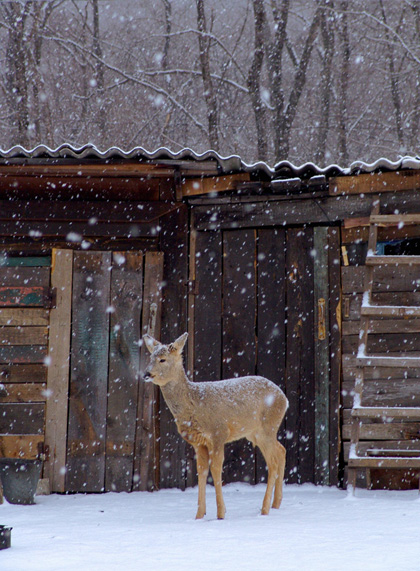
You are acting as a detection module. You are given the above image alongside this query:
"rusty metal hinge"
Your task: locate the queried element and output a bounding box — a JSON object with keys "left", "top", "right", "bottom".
{"left": 318, "top": 298, "right": 326, "bottom": 340}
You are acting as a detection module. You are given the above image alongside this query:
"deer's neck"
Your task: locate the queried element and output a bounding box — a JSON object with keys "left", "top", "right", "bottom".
{"left": 160, "top": 369, "right": 194, "bottom": 421}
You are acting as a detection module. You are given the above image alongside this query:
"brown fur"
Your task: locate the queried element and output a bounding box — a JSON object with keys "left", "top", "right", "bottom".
{"left": 143, "top": 332, "right": 288, "bottom": 519}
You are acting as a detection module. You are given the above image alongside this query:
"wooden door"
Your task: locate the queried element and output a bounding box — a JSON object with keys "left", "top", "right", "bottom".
{"left": 192, "top": 226, "right": 341, "bottom": 485}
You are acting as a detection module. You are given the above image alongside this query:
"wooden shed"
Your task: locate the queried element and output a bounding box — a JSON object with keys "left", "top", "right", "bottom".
{"left": 1, "top": 146, "right": 420, "bottom": 493}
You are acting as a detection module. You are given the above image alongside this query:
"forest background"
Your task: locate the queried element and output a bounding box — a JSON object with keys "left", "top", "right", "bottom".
{"left": 1, "top": 0, "right": 419, "bottom": 167}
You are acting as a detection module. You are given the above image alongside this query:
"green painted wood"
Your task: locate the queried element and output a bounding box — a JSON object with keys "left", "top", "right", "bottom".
{"left": 313, "top": 227, "right": 330, "bottom": 485}
{"left": 0, "top": 287, "right": 52, "bottom": 307}
{"left": 327, "top": 227, "right": 341, "bottom": 487}
{"left": 105, "top": 252, "right": 143, "bottom": 492}
{"left": 0, "top": 257, "right": 51, "bottom": 267}
{"left": 66, "top": 251, "right": 111, "bottom": 493}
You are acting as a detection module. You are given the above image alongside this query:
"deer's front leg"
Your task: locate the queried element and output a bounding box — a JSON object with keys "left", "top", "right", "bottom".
{"left": 195, "top": 444, "right": 209, "bottom": 519}
{"left": 209, "top": 447, "right": 226, "bottom": 520}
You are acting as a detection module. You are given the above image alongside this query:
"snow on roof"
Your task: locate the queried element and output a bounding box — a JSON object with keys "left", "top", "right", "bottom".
{"left": 0, "top": 143, "right": 419, "bottom": 180}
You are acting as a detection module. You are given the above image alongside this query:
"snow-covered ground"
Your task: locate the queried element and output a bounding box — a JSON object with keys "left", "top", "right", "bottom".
{"left": 1, "top": 483, "right": 419, "bottom": 570}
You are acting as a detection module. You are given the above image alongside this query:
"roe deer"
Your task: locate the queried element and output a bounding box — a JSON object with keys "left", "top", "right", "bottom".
{"left": 143, "top": 332, "right": 288, "bottom": 519}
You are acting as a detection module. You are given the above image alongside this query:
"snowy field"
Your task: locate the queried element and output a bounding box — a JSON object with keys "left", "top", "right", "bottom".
{"left": 1, "top": 483, "right": 420, "bottom": 571}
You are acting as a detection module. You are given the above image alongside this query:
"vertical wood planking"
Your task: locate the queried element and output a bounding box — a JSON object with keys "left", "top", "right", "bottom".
{"left": 285, "top": 227, "right": 315, "bottom": 483}
{"left": 193, "top": 230, "right": 223, "bottom": 383}
{"left": 256, "top": 228, "right": 287, "bottom": 482}
{"left": 222, "top": 229, "right": 257, "bottom": 484}
{"left": 313, "top": 227, "right": 330, "bottom": 485}
{"left": 105, "top": 252, "right": 143, "bottom": 492}
{"left": 133, "top": 251, "right": 164, "bottom": 491}
{"left": 159, "top": 205, "right": 189, "bottom": 488}
{"left": 66, "top": 252, "right": 111, "bottom": 492}
{"left": 328, "top": 227, "right": 342, "bottom": 486}
{"left": 44, "top": 249, "right": 73, "bottom": 492}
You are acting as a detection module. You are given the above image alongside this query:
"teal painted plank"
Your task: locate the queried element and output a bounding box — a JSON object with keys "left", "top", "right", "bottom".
{"left": 0, "top": 287, "right": 52, "bottom": 307}
{"left": 0, "top": 256, "right": 51, "bottom": 267}
{"left": 313, "top": 226, "right": 330, "bottom": 486}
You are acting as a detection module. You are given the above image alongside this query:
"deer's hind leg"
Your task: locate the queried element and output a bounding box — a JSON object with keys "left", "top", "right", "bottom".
{"left": 256, "top": 435, "right": 284, "bottom": 515}
{"left": 195, "top": 444, "right": 209, "bottom": 519}
{"left": 272, "top": 442, "right": 286, "bottom": 509}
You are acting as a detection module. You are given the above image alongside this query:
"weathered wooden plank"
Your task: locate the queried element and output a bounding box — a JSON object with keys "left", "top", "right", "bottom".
{"left": 351, "top": 407, "right": 420, "bottom": 419}
{"left": 342, "top": 223, "right": 420, "bottom": 244}
{"left": 0, "top": 327, "right": 48, "bottom": 346}
{"left": 366, "top": 254, "right": 420, "bottom": 266}
{"left": 0, "top": 256, "right": 51, "bottom": 267}
{"left": 0, "top": 403, "right": 45, "bottom": 434}
{"left": 0, "top": 221, "right": 159, "bottom": 239}
{"left": 327, "top": 227, "right": 341, "bottom": 487}
{"left": 222, "top": 229, "right": 257, "bottom": 484}
{"left": 44, "top": 249, "right": 73, "bottom": 493}
{"left": 360, "top": 306, "right": 420, "bottom": 318}
{"left": 342, "top": 378, "right": 420, "bottom": 408}
{"left": 344, "top": 440, "right": 420, "bottom": 461}
{"left": 0, "top": 175, "right": 161, "bottom": 200}
{"left": 0, "top": 308, "right": 49, "bottom": 326}
{"left": 0, "top": 287, "right": 52, "bottom": 307}
{"left": 0, "top": 346, "right": 47, "bottom": 364}
{"left": 256, "top": 228, "right": 286, "bottom": 482}
{"left": 342, "top": 292, "right": 420, "bottom": 321}
{"left": 342, "top": 266, "right": 420, "bottom": 294}
{"left": 134, "top": 251, "right": 164, "bottom": 492}
{"left": 343, "top": 318, "right": 420, "bottom": 335}
{"left": 0, "top": 435, "right": 44, "bottom": 459}
{"left": 343, "top": 333, "right": 420, "bottom": 354}
{"left": 181, "top": 173, "right": 250, "bottom": 198}
{"left": 342, "top": 422, "right": 420, "bottom": 440}
{"left": 330, "top": 170, "right": 420, "bottom": 196}
{"left": 66, "top": 251, "right": 111, "bottom": 493}
{"left": 159, "top": 205, "right": 189, "bottom": 489}
{"left": 106, "top": 252, "right": 143, "bottom": 492}
{"left": 348, "top": 456, "right": 420, "bottom": 469}
{"left": 313, "top": 227, "right": 330, "bottom": 485}
{"left": 285, "top": 227, "right": 315, "bottom": 484}
{"left": 0, "top": 364, "right": 47, "bottom": 383}
{"left": 0, "top": 199, "right": 177, "bottom": 223}
{"left": 370, "top": 214, "right": 420, "bottom": 225}
{"left": 193, "top": 230, "right": 223, "bottom": 383}
{"left": 357, "top": 355, "right": 420, "bottom": 368}
{"left": 0, "top": 267, "right": 50, "bottom": 287}
{"left": 0, "top": 383, "right": 47, "bottom": 403}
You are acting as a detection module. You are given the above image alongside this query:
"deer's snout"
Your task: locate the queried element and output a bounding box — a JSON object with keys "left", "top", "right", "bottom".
{"left": 143, "top": 370, "right": 154, "bottom": 382}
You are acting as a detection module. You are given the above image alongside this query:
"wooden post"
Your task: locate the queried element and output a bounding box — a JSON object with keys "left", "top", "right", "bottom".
{"left": 44, "top": 249, "right": 73, "bottom": 493}
{"left": 314, "top": 227, "right": 330, "bottom": 485}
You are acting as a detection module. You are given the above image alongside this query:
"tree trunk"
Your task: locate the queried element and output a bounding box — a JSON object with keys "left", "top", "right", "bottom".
{"left": 248, "top": 0, "right": 268, "bottom": 162}
{"left": 196, "top": 0, "right": 219, "bottom": 151}
{"left": 315, "top": 1, "right": 335, "bottom": 165}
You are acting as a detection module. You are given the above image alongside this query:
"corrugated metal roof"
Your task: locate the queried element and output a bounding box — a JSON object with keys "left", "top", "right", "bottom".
{"left": 0, "top": 143, "right": 419, "bottom": 179}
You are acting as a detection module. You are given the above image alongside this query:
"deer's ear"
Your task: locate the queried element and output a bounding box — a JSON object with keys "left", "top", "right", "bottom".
{"left": 143, "top": 334, "right": 161, "bottom": 353}
{"left": 170, "top": 332, "right": 188, "bottom": 354}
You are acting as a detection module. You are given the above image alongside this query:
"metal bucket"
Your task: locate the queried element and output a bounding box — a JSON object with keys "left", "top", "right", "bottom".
{"left": 0, "top": 459, "right": 42, "bottom": 505}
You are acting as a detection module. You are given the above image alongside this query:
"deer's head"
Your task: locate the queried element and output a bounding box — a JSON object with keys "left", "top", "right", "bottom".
{"left": 143, "top": 332, "right": 188, "bottom": 386}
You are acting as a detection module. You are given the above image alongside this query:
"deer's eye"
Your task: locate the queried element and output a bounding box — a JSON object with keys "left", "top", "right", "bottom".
{"left": 160, "top": 358, "right": 166, "bottom": 363}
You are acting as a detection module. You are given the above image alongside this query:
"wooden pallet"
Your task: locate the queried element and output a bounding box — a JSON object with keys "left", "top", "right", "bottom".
{"left": 348, "top": 201, "right": 420, "bottom": 492}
